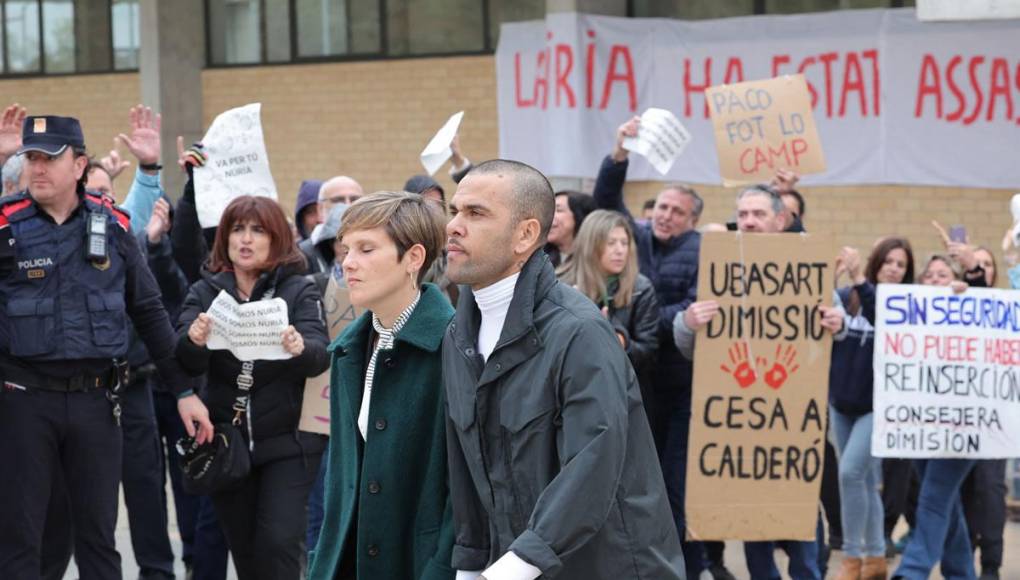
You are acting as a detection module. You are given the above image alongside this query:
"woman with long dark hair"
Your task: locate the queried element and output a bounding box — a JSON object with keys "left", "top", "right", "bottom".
{"left": 177, "top": 195, "right": 329, "bottom": 579}
{"left": 830, "top": 237, "right": 914, "bottom": 580}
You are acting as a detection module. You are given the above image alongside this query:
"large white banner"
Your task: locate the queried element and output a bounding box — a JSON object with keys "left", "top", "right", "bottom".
{"left": 873, "top": 284, "right": 1020, "bottom": 459}
{"left": 496, "top": 9, "right": 1020, "bottom": 188}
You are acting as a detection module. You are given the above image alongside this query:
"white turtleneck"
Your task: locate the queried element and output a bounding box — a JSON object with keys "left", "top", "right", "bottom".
{"left": 473, "top": 272, "right": 520, "bottom": 361}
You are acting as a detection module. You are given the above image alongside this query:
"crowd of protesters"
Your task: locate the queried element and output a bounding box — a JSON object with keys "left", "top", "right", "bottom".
{"left": 0, "top": 100, "right": 1016, "bottom": 580}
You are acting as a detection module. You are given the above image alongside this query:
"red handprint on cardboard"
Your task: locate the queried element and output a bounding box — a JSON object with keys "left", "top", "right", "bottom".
{"left": 761, "top": 344, "right": 800, "bottom": 390}
{"left": 720, "top": 341, "right": 757, "bottom": 388}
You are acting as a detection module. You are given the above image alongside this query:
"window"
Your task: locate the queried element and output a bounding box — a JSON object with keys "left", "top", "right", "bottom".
{"left": 385, "top": 0, "right": 484, "bottom": 56}
{"left": 0, "top": 0, "right": 139, "bottom": 76}
{"left": 489, "top": 0, "right": 545, "bottom": 47}
{"left": 42, "top": 0, "right": 73, "bottom": 73}
{"left": 631, "top": 0, "right": 755, "bottom": 19}
{"left": 208, "top": 0, "right": 261, "bottom": 65}
{"left": 112, "top": 0, "right": 139, "bottom": 70}
{"left": 208, "top": 0, "right": 531, "bottom": 65}
{"left": 4, "top": 0, "right": 41, "bottom": 73}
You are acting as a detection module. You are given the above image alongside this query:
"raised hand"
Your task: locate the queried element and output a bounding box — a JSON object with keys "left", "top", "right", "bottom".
{"left": 720, "top": 341, "right": 757, "bottom": 389}
{"left": 612, "top": 116, "right": 640, "bottom": 162}
{"left": 146, "top": 198, "right": 172, "bottom": 243}
{"left": 0, "top": 103, "right": 27, "bottom": 162}
{"left": 117, "top": 105, "right": 162, "bottom": 166}
{"left": 769, "top": 168, "right": 801, "bottom": 194}
{"left": 99, "top": 149, "right": 131, "bottom": 180}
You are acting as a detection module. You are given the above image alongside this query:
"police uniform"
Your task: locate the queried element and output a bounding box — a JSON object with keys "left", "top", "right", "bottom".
{"left": 0, "top": 116, "right": 192, "bottom": 580}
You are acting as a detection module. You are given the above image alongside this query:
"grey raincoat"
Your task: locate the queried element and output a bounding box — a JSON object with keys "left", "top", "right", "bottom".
{"left": 443, "top": 251, "right": 685, "bottom": 579}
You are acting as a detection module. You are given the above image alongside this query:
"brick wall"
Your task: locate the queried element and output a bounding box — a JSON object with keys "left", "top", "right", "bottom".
{"left": 0, "top": 72, "right": 141, "bottom": 199}
{"left": 201, "top": 56, "right": 500, "bottom": 211}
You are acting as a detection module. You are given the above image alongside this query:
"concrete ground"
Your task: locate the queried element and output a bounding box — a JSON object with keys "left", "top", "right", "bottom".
{"left": 63, "top": 493, "right": 1018, "bottom": 579}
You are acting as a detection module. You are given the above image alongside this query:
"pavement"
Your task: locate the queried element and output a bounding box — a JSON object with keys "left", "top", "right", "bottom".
{"left": 62, "top": 490, "right": 1019, "bottom": 579}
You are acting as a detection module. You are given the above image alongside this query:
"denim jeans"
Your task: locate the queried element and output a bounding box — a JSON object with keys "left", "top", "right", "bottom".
{"left": 894, "top": 459, "right": 977, "bottom": 580}
{"left": 830, "top": 409, "right": 884, "bottom": 558}
{"left": 743, "top": 534, "right": 821, "bottom": 580}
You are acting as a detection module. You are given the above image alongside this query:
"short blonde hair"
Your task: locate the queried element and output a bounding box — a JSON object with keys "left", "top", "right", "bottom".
{"left": 338, "top": 191, "right": 447, "bottom": 284}
{"left": 562, "top": 210, "right": 639, "bottom": 308}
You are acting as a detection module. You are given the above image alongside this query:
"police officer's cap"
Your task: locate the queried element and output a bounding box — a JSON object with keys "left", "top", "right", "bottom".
{"left": 17, "top": 115, "right": 85, "bottom": 157}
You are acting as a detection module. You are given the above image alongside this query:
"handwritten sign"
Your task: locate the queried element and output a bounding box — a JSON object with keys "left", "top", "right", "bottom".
{"left": 622, "top": 108, "right": 692, "bottom": 175}
{"left": 420, "top": 111, "right": 465, "bottom": 176}
{"left": 205, "top": 290, "right": 290, "bottom": 361}
{"left": 194, "top": 103, "right": 278, "bottom": 228}
{"left": 704, "top": 75, "right": 826, "bottom": 187}
{"left": 686, "top": 232, "right": 834, "bottom": 541}
{"left": 872, "top": 284, "right": 1020, "bottom": 458}
{"left": 298, "top": 275, "right": 365, "bottom": 435}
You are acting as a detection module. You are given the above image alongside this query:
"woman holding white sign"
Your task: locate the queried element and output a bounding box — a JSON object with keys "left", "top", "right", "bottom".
{"left": 892, "top": 251, "right": 987, "bottom": 580}
{"left": 830, "top": 237, "right": 914, "bottom": 580}
{"left": 176, "top": 195, "right": 330, "bottom": 580}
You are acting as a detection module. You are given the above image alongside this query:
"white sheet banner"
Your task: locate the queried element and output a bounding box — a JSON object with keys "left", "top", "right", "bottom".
{"left": 873, "top": 284, "right": 1020, "bottom": 459}
{"left": 496, "top": 9, "right": 1020, "bottom": 188}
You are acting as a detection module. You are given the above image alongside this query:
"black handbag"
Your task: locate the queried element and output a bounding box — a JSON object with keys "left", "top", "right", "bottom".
{"left": 176, "top": 360, "right": 256, "bottom": 495}
{"left": 176, "top": 422, "right": 251, "bottom": 495}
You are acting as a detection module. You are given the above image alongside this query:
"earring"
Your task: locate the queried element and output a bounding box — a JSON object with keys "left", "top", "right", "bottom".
{"left": 410, "top": 271, "right": 417, "bottom": 291}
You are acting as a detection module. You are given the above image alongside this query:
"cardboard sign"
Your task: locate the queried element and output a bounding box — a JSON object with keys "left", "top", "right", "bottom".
{"left": 194, "top": 103, "right": 278, "bottom": 228}
{"left": 872, "top": 284, "right": 1020, "bottom": 459}
{"left": 298, "top": 275, "right": 364, "bottom": 435}
{"left": 205, "top": 290, "right": 290, "bottom": 361}
{"left": 686, "top": 232, "right": 834, "bottom": 541}
{"left": 622, "top": 108, "right": 692, "bottom": 175}
{"left": 420, "top": 111, "right": 465, "bottom": 176}
{"left": 705, "top": 75, "right": 826, "bottom": 186}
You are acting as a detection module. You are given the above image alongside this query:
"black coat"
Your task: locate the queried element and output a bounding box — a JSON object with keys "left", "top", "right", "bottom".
{"left": 603, "top": 274, "right": 660, "bottom": 406}
{"left": 176, "top": 264, "right": 330, "bottom": 462}
{"left": 443, "top": 252, "right": 684, "bottom": 579}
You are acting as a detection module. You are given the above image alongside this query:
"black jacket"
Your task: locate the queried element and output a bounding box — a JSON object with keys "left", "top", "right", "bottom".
{"left": 602, "top": 274, "right": 660, "bottom": 402}
{"left": 829, "top": 282, "right": 877, "bottom": 416}
{"left": 176, "top": 263, "right": 330, "bottom": 463}
{"left": 443, "top": 251, "right": 684, "bottom": 578}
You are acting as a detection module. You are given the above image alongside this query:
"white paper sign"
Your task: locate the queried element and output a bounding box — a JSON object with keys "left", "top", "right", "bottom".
{"left": 872, "top": 284, "right": 1020, "bottom": 459}
{"left": 419, "top": 111, "right": 465, "bottom": 176}
{"left": 622, "top": 108, "right": 692, "bottom": 175}
{"left": 205, "top": 290, "right": 291, "bottom": 361}
{"left": 194, "top": 103, "right": 278, "bottom": 228}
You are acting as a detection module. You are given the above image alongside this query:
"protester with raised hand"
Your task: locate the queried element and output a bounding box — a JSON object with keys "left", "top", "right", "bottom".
{"left": 176, "top": 195, "right": 329, "bottom": 579}
{"left": 594, "top": 115, "right": 706, "bottom": 577}
{"left": 104, "top": 105, "right": 166, "bottom": 234}
{"left": 829, "top": 238, "right": 914, "bottom": 580}
{"left": 560, "top": 209, "right": 659, "bottom": 422}
{"left": 308, "top": 191, "right": 455, "bottom": 580}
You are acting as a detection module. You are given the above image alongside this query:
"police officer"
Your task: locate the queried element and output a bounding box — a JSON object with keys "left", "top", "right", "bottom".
{"left": 0, "top": 115, "right": 213, "bottom": 580}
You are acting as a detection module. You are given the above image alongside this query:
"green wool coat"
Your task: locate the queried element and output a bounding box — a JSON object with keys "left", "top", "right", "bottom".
{"left": 308, "top": 284, "right": 456, "bottom": 580}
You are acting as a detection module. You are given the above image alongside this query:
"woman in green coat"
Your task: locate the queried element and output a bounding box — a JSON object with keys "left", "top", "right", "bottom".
{"left": 308, "top": 191, "right": 456, "bottom": 580}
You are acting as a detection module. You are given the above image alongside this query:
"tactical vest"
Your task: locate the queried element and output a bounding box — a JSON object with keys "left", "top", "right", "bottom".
{"left": 0, "top": 192, "right": 132, "bottom": 361}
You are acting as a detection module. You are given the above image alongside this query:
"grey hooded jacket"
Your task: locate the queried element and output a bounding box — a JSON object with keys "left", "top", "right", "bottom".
{"left": 443, "top": 251, "right": 685, "bottom": 579}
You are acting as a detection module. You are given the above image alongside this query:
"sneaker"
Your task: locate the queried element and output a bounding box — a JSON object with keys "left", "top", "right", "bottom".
{"left": 708, "top": 563, "right": 738, "bottom": 580}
